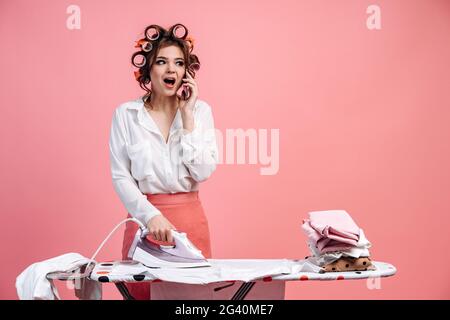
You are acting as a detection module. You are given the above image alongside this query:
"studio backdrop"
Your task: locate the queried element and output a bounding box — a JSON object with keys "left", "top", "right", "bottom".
{"left": 1, "top": 0, "right": 449, "bottom": 299}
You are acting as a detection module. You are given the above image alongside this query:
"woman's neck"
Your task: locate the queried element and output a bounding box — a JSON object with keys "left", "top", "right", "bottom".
{"left": 147, "top": 93, "right": 179, "bottom": 113}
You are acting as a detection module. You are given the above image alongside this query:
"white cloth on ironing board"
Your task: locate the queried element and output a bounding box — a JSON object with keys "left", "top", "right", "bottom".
{"left": 98, "top": 259, "right": 323, "bottom": 284}
{"left": 15, "top": 253, "right": 102, "bottom": 300}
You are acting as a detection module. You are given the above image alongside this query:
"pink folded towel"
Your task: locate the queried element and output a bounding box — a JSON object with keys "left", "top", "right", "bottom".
{"left": 302, "top": 210, "right": 361, "bottom": 254}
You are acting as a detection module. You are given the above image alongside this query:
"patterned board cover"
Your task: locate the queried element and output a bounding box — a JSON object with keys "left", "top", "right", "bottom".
{"left": 88, "top": 260, "right": 396, "bottom": 283}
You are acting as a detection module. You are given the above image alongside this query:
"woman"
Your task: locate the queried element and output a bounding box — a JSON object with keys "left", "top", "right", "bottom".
{"left": 109, "top": 23, "right": 218, "bottom": 300}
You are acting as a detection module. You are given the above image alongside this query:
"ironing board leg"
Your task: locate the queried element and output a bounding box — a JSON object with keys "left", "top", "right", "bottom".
{"left": 115, "top": 282, "right": 135, "bottom": 300}
{"left": 231, "top": 282, "right": 256, "bottom": 300}
{"left": 115, "top": 281, "right": 256, "bottom": 300}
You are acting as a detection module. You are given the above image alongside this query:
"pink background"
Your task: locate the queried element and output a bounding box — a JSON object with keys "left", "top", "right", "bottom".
{"left": 1, "top": 0, "right": 449, "bottom": 299}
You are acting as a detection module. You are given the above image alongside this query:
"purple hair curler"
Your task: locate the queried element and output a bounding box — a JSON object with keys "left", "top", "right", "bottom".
{"left": 171, "top": 23, "right": 188, "bottom": 40}
{"left": 145, "top": 25, "right": 161, "bottom": 41}
{"left": 132, "top": 52, "right": 146, "bottom": 68}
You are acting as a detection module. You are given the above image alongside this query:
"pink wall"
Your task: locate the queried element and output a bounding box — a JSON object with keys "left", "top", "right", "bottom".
{"left": 1, "top": 0, "right": 449, "bottom": 299}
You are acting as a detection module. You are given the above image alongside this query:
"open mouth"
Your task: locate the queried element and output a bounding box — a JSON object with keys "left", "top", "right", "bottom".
{"left": 163, "top": 77, "right": 176, "bottom": 87}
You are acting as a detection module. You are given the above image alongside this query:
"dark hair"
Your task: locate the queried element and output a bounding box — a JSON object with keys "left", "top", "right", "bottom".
{"left": 131, "top": 23, "right": 200, "bottom": 102}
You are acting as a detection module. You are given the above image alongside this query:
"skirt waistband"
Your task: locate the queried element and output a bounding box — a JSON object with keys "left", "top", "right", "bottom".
{"left": 145, "top": 191, "right": 199, "bottom": 205}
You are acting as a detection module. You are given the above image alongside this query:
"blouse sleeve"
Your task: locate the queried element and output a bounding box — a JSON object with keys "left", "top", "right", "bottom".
{"left": 179, "top": 102, "right": 219, "bottom": 182}
{"left": 109, "top": 108, "right": 162, "bottom": 225}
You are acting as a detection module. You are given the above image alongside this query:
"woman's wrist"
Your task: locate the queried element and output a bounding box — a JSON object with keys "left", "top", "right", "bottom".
{"left": 181, "top": 110, "right": 195, "bottom": 133}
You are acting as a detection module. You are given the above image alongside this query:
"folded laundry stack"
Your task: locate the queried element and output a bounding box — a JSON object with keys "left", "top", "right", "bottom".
{"left": 301, "top": 210, "right": 375, "bottom": 272}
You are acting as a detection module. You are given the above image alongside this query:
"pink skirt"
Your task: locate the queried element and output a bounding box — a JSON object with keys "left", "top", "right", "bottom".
{"left": 121, "top": 191, "right": 212, "bottom": 300}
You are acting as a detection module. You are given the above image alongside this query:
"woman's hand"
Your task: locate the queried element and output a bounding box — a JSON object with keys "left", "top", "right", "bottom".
{"left": 178, "top": 70, "right": 198, "bottom": 116}
{"left": 146, "top": 215, "right": 176, "bottom": 243}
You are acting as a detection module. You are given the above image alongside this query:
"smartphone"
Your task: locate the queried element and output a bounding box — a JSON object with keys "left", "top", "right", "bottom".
{"left": 180, "top": 69, "right": 194, "bottom": 100}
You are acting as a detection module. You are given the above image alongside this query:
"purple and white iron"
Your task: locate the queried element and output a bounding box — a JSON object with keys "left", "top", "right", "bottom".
{"left": 127, "top": 223, "right": 211, "bottom": 268}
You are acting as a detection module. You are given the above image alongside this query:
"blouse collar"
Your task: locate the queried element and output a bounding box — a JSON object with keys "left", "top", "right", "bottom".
{"left": 127, "top": 96, "right": 191, "bottom": 137}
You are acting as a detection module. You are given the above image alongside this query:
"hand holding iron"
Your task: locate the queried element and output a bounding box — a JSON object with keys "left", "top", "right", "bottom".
{"left": 147, "top": 215, "right": 176, "bottom": 244}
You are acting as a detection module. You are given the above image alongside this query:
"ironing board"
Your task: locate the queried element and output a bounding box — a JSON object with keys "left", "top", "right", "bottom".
{"left": 47, "top": 259, "right": 397, "bottom": 300}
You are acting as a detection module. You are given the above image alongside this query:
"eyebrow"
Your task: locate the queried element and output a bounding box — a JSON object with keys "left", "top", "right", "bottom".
{"left": 156, "top": 56, "right": 184, "bottom": 61}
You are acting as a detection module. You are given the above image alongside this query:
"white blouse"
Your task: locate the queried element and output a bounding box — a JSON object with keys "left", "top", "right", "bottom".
{"left": 109, "top": 97, "right": 219, "bottom": 225}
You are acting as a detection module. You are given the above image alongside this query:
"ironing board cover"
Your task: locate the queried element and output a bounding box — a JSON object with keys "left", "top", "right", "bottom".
{"left": 88, "top": 259, "right": 396, "bottom": 284}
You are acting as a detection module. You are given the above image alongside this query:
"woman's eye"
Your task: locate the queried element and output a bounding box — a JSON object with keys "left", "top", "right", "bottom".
{"left": 155, "top": 60, "right": 183, "bottom": 66}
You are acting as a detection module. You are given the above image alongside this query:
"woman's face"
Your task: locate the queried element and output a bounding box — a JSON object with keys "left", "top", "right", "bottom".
{"left": 150, "top": 45, "right": 186, "bottom": 97}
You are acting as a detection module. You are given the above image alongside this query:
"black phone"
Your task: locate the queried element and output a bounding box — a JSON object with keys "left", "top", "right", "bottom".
{"left": 180, "top": 69, "right": 194, "bottom": 100}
